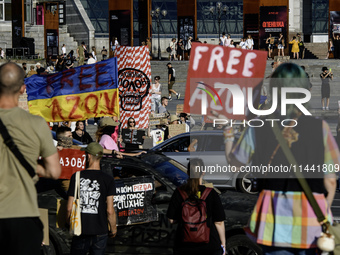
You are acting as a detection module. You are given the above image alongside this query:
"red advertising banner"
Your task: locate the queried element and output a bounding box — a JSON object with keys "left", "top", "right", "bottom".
{"left": 183, "top": 42, "right": 267, "bottom": 120}
{"left": 115, "top": 46, "right": 151, "bottom": 129}
{"left": 58, "top": 149, "right": 86, "bottom": 179}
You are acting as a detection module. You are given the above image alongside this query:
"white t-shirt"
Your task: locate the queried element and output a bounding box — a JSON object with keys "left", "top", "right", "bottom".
{"left": 150, "top": 129, "right": 165, "bottom": 147}
{"left": 151, "top": 83, "right": 162, "bottom": 99}
{"left": 185, "top": 40, "right": 192, "bottom": 50}
{"left": 92, "top": 51, "right": 97, "bottom": 61}
{"left": 62, "top": 46, "right": 66, "bottom": 55}
{"left": 87, "top": 58, "right": 96, "bottom": 64}
{"left": 225, "top": 38, "right": 232, "bottom": 46}
{"left": 170, "top": 41, "right": 176, "bottom": 54}
{"left": 70, "top": 121, "right": 76, "bottom": 132}
{"left": 239, "top": 41, "right": 247, "bottom": 49}
{"left": 246, "top": 39, "right": 254, "bottom": 49}
{"left": 220, "top": 36, "right": 227, "bottom": 46}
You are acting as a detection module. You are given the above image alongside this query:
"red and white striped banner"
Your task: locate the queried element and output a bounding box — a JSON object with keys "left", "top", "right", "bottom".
{"left": 116, "top": 46, "right": 151, "bottom": 129}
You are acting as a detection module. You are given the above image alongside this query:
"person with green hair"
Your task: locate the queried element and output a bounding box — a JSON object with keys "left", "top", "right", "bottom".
{"left": 225, "top": 63, "right": 338, "bottom": 254}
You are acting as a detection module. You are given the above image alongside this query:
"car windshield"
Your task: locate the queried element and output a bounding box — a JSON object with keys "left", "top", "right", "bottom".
{"left": 140, "top": 153, "right": 188, "bottom": 187}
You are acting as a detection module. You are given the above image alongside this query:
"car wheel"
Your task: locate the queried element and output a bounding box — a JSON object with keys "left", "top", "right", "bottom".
{"left": 237, "top": 172, "right": 259, "bottom": 195}
{"left": 226, "top": 234, "right": 262, "bottom": 255}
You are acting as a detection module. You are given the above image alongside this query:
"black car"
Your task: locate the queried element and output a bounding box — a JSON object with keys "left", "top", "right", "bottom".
{"left": 38, "top": 153, "right": 260, "bottom": 255}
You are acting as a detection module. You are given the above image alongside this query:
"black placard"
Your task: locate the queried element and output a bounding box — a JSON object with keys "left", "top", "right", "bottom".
{"left": 259, "top": 6, "right": 287, "bottom": 49}
{"left": 122, "top": 129, "right": 145, "bottom": 145}
{"left": 114, "top": 176, "right": 158, "bottom": 226}
{"left": 46, "top": 29, "right": 59, "bottom": 58}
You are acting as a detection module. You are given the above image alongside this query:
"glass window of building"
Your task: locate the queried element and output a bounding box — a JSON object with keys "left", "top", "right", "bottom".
{"left": 24, "top": 0, "right": 32, "bottom": 23}
{"left": 197, "top": 0, "right": 243, "bottom": 37}
{"left": 0, "top": 2, "right": 4, "bottom": 21}
{"left": 4, "top": 0, "right": 11, "bottom": 21}
{"left": 80, "top": 0, "right": 109, "bottom": 36}
{"left": 151, "top": 0, "right": 177, "bottom": 35}
{"left": 312, "top": 0, "right": 328, "bottom": 33}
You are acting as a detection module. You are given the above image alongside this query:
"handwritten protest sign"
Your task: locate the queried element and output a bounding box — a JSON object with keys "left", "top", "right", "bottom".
{"left": 149, "top": 113, "right": 168, "bottom": 126}
{"left": 121, "top": 129, "right": 145, "bottom": 145}
{"left": 25, "top": 58, "right": 119, "bottom": 122}
{"left": 58, "top": 149, "right": 86, "bottom": 179}
{"left": 176, "top": 104, "right": 184, "bottom": 114}
{"left": 116, "top": 46, "right": 151, "bottom": 129}
{"left": 169, "top": 124, "right": 187, "bottom": 137}
{"left": 114, "top": 176, "right": 158, "bottom": 225}
{"left": 18, "top": 92, "right": 29, "bottom": 111}
{"left": 183, "top": 43, "right": 267, "bottom": 120}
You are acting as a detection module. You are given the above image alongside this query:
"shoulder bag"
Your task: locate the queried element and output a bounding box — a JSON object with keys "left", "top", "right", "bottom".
{"left": 272, "top": 122, "right": 340, "bottom": 254}
{"left": 69, "top": 171, "right": 82, "bottom": 236}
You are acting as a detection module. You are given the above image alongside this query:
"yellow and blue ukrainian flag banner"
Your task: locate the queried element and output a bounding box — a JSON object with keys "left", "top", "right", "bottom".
{"left": 25, "top": 58, "right": 119, "bottom": 122}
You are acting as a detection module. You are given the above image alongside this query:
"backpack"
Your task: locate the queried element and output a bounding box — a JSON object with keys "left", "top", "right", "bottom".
{"left": 166, "top": 46, "right": 171, "bottom": 53}
{"left": 178, "top": 187, "right": 212, "bottom": 243}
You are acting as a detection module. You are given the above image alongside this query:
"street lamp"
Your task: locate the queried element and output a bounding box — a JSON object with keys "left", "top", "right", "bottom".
{"left": 210, "top": 2, "right": 227, "bottom": 39}
{"left": 151, "top": 7, "right": 167, "bottom": 60}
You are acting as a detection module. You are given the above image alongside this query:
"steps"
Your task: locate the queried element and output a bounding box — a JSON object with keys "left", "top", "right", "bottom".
{"left": 303, "top": 48, "right": 318, "bottom": 59}
{"left": 65, "top": 0, "right": 95, "bottom": 47}
{"left": 304, "top": 42, "right": 328, "bottom": 59}
{"left": 25, "top": 25, "right": 79, "bottom": 58}
{"left": 150, "top": 60, "right": 188, "bottom": 98}
{"left": 0, "top": 23, "right": 12, "bottom": 49}
{"left": 25, "top": 25, "right": 45, "bottom": 57}
{"left": 59, "top": 25, "right": 79, "bottom": 55}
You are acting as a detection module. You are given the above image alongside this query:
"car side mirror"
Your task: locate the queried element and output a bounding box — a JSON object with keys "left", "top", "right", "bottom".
{"left": 152, "top": 190, "right": 172, "bottom": 204}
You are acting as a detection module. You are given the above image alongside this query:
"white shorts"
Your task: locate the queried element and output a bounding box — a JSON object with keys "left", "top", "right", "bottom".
{"left": 278, "top": 44, "right": 284, "bottom": 50}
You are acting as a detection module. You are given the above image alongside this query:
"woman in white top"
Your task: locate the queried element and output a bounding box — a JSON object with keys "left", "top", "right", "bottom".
{"left": 0, "top": 48, "right": 4, "bottom": 59}
{"left": 169, "top": 38, "right": 177, "bottom": 61}
{"left": 91, "top": 46, "right": 97, "bottom": 61}
{"left": 246, "top": 35, "right": 254, "bottom": 50}
{"left": 225, "top": 34, "right": 232, "bottom": 47}
{"left": 151, "top": 76, "right": 162, "bottom": 113}
{"left": 229, "top": 40, "right": 235, "bottom": 48}
{"left": 185, "top": 36, "right": 192, "bottom": 59}
{"left": 220, "top": 32, "right": 227, "bottom": 46}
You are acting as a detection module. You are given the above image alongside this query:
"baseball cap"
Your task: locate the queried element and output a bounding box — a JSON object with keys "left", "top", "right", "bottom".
{"left": 166, "top": 62, "right": 172, "bottom": 66}
{"left": 99, "top": 117, "right": 119, "bottom": 127}
{"left": 81, "top": 142, "right": 103, "bottom": 157}
{"left": 36, "top": 62, "right": 41, "bottom": 66}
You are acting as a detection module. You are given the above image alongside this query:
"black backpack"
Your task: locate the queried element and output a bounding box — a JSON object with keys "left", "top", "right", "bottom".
{"left": 178, "top": 188, "right": 212, "bottom": 243}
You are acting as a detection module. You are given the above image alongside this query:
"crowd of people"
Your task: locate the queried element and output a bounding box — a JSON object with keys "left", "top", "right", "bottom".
{"left": 165, "top": 32, "right": 310, "bottom": 61}
{"left": 2, "top": 33, "right": 340, "bottom": 255}
{"left": 19, "top": 42, "right": 110, "bottom": 78}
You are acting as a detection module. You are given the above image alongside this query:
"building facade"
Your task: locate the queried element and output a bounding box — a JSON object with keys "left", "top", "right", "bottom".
{"left": 0, "top": 0, "right": 333, "bottom": 58}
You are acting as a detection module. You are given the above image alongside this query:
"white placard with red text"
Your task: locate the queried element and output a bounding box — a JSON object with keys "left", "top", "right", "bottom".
{"left": 183, "top": 43, "right": 267, "bottom": 120}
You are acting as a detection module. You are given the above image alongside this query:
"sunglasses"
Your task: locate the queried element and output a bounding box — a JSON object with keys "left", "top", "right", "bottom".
{"left": 129, "top": 121, "right": 135, "bottom": 124}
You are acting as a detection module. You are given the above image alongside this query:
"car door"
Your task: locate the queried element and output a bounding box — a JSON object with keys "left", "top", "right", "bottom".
{"left": 196, "top": 134, "right": 234, "bottom": 187}
{"left": 157, "top": 135, "right": 191, "bottom": 166}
